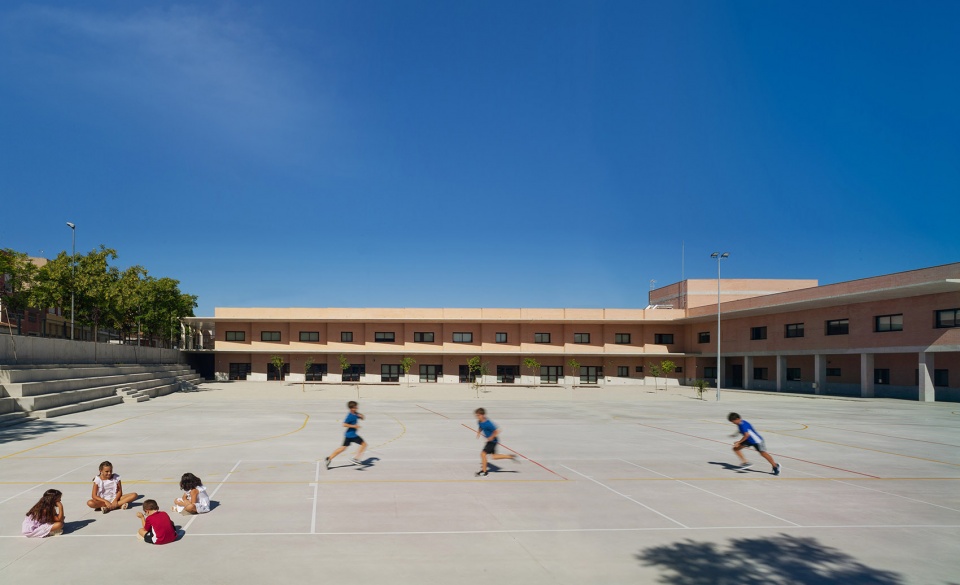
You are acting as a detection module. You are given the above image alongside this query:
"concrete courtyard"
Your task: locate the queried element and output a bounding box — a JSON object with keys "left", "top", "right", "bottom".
{"left": 1, "top": 381, "right": 958, "bottom": 584}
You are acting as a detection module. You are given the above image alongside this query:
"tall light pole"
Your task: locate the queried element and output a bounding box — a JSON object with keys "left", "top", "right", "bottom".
{"left": 66, "top": 222, "right": 75, "bottom": 341}
{"left": 710, "top": 252, "right": 729, "bottom": 400}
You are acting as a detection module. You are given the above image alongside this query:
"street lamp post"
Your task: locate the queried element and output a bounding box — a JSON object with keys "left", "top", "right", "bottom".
{"left": 710, "top": 252, "right": 729, "bottom": 401}
{"left": 66, "top": 222, "right": 75, "bottom": 341}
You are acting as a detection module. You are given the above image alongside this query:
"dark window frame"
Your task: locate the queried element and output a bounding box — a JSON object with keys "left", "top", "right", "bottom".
{"left": 786, "top": 368, "right": 801, "bottom": 382}
{"left": 825, "top": 319, "right": 849, "bottom": 336}
{"left": 615, "top": 333, "right": 631, "bottom": 344}
{"left": 419, "top": 364, "right": 442, "bottom": 383}
{"left": 935, "top": 308, "right": 960, "bottom": 328}
{"left": 579, "top": 366, "right": 601, "bottom": 384}
{"left": 228, "top": 362, "right": 252, "bottom": 380}
{"left": 497, "top": 365, "right": 519, "bottom": 383}
{"left": 874, "top": 314, "right": 903, "bottom": 333}
{"left": 785, "top": 323, "right": 804, "bottom": 338}
{"left": 698, "top": 332, "right": 710, "bottom": 344}
{"left": 534, "top": 333, "right": 551, "bottom": 343}
{"left": 374, "top": 331, "right": 395, "bottom": 342}
{"left": 753, "top": 367, "right": 768, "bottom": 381}
{"left": 573, "top": 333, "right": 590, "bottom": 344}
{"left": 413, "top": 332, "right": 435, "bottom": 343}
{"left": 874, "top": 368, "right": 891, "bottom": 385}
{"left": 654, "top": 333, "right": 674, "bottom": 344}
{"left": 260, "top": 331, "right": 281, "bottom": 342}
{"left": 225, "top": 331, "right": 245, "bottom": 342}
{"left": 299, "top": 331, "right": 320, "bottom": 342}
{"left": 540, "top": 365, "right": 563, "bottom": 384}
{"left": 452, "top": 332, "right": 473, "bottom": 343}
{"left": 381, "top": 364, "right": 400, "bottom": 383}
{"left": 750, "top": 326, "right": 767, "bottom": 340}
{"left": 826, "top": 367, "right": 841, "bottom": 377}
{"left": 340, "top": 331, "right": 354, "bottom": 342}
{"left": 495, "top": 332, "right": 508, "bottom": 343}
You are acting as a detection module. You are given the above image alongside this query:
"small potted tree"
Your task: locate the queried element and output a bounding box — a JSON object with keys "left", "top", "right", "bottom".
{"left": 523, "top": 357, "right": 541, "bottom": 387}
{"left": 567, "top": 358, "right": 580, "bottom": 388}
{"left": 400, "top": 356, "right": 416, "bottom": 387}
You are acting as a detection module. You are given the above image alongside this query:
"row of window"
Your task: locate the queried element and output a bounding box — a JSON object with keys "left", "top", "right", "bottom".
{"left": 700, "top": 309, "right": 960, "bottom": 343}
{"left": 224, "top": 331, "right": 649, "bottom": 344}
{"left": 228, "top": 362, "right": 685, "bottom": 383}
{"left": 750, "top": 367, "right": 949, "bottom": 386}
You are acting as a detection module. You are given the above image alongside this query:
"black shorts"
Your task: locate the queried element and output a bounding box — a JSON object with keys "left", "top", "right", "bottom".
{"left": 342, "top": 436, "right": 364, "bottom": 447}
{"left": 482, "top": 441, "right": 498, "bottom": 455}
{"left": 144, "top": 530, "right": 155, "bottom": 544}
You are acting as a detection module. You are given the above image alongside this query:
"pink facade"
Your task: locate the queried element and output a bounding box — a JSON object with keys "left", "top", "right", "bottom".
{"left": 184, "top": 263, "right": 960, "bottom": 401}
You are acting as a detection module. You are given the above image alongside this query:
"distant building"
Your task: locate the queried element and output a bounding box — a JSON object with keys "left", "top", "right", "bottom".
{"left": 183, "top": 263, "right": 960, "bottom": 402}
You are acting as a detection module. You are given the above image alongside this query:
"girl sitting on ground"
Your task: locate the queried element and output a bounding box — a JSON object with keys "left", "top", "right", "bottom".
{"left": 22, "top": 489, "right": 64, "bottom": 538}
{"left": 86, "top": 460, "right": 138, "bottom": 513}
{"left": 172, "top": 472, "right": 210, "bottom": 515}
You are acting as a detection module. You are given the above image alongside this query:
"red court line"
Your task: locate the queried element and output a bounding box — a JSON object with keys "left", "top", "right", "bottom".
{"left": 636, "top": 422, "right": 881, "bottom": 479}
{"left": 415, "top": 404, "right": 450, "bottom": 419}
{"left": 458, "top": 423, "right": 568, "bottom": 480}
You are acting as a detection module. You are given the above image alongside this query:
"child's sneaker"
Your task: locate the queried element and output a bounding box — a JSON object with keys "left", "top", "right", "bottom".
{"left": 324, "top": 457, "right": 331, "bottom": 470}
{"left": 737, "top": 463, "right": 753, "bottom": 470}
{"left": 102, "top": 506, "right": 109, "bottom": 514}
{"left": 475, "top": 470, "right": 488, "bottom": 477}
{"left": 773, "top": 464, "right": 782, "bottom": 476}
{"left": 350, "top": 458, "right": 362, "bottom": 465}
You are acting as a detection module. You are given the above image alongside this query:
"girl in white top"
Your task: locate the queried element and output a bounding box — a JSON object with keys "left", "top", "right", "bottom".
{"left": 173, "top": 473, "right": 210, "bottom": 514}
{"left": 86, "top": 461, "right": 138, "bottom": 513}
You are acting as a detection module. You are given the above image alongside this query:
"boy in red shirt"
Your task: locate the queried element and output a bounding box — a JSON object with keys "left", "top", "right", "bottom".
{"left": 136, "top": 499, "right": 177, "bottom": 544}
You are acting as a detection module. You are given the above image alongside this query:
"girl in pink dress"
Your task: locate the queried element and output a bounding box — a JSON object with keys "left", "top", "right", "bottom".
{"left": 22, "top": 489, "right": 64, "bottom": 538}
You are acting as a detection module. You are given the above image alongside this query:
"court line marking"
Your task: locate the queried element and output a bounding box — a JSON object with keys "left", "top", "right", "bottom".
{"left": 310, "top": 460, "right": 320, "bottom": 534}
{"left": 0, "top": 459, "right": 97, "bottom": 505}
{"left": 183, "top": 460, "right": 242, "bottom": 531}
{"left": 10, "top": 413, "right": 310, "bottom": 459}
{"left": 634, "top": 422, "right": 881, "bottom": 479}
{"left": 618, "top": 459, "right": 801, "bottom": 526}
{"left": 801, "top": 424, "right": 960, "bottom": 448}
{"left": 561, "top": 464, "right": 687, "bottom": 528}
{"left": 0, "top": 405, "right": 189, "bottom": 460}
{"left": 767, "top": 429, "right": 960, "bottom": 468}
{"left": 415, "top": 404, "right": 450, "bottom": 419}
{"left": 5, "top": 524, "right": 959, "bottom": 538}
{"left": 370, "top": 413, "right": 407, "bottom": 450}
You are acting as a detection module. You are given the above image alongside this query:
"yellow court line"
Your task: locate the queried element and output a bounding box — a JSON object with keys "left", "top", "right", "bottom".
{"left": 371, "top": 413, "right": 407, "bottom": 450}
{"left": 8, "top": 413, "right": 311, "bottom": 459}
{"left": 0, "top": 404, "right": 190, "bottom": 460}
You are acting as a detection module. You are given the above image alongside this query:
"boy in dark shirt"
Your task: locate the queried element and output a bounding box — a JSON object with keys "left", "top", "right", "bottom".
{"left": 325, "top": 401, "right": 368, "bottom": 468}
{"left": 729, "top": 412, "right": 781, "bottom": 475}
{"left": 474, "top": 408, "right": 518, "bottom": 476}
{"left": 137, "top": 499, "right": 177, "bottom": 544}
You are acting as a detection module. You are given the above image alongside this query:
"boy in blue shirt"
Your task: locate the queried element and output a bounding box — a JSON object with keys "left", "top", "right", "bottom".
{"left": 728, "top": 412, "right": 781, "bottom": 476}
{"left": 474, "top": 408, "right": 518, "bottom": 477}
{"left": 325, "top": 401, "right": 367, "bottom": 468}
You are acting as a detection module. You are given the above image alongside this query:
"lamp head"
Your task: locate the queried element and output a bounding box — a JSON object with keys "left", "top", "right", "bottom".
{"left": 66, "top": 222, "right": 75, "bottom": 229}
{"left": 710, "top": 252, "right": 719, "bottom": 258}
{"left": 721, "top": 252, "right": 729, "bottom": 259}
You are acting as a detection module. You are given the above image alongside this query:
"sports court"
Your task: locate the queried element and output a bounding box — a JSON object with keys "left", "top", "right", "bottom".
{"left": 1, "top": 382, "right": 958, "bottom": 584}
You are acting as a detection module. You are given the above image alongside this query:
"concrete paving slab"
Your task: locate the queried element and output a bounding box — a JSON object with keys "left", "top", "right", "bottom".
{"left": 1, "top": 381, "right": 959, "bottom": 583}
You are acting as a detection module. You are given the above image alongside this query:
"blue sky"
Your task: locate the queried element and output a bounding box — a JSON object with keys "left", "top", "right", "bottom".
{"left": 1, "top": 1, "right": 958, "bottom": 316}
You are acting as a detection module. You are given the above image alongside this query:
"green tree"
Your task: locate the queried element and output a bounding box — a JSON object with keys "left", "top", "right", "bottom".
{"left": 567, "top": 359, "right": 581, "bottom": 387}
{"left": 29, "top": 252, "right": 73, "bottom": 335}
{"left": 303, "top": 357, "right": 314, "bottom": 392}
{"left": 106, "top": 265, "right": 147, "bottom": 345}
{"left": 270, "top": 355, "right": 285, "bottom": 381}
{"left": 0, "top": 249, "right": 38, "bottom": 335}
{"left": 400, "top": 356, "right": 416, "bottom": 387}
{"left": 523, "top": 357, "right": 541, "bottom": 386}
{"left": 648, "top": 362, "right": 662, "bottom": 390}
{"left": 467, "top": 356, "right": 488, "bottom": 389}
{"left": 693, "top": 379, "right": 708, "bottom": 400}
{"left": 338, "top": 354, "right": 350, "bottom": 380}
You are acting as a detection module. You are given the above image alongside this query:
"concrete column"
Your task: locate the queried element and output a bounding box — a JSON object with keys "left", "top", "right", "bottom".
{"left": 743, "top": 355, "right": 753, "bottom": 390}
{"left": 919, "top": 352, "right": 935, "bottom": 402}
{"left": 814, "top": 354, "right": 826, "bottom": 395}
{"left": 860, "top": 353, "right": 875, "bottom": 398}
{"left": 198, "top": 329, "right": 204, "bottom": 351}
{"left": 776, "top": 355, "right": 786, "bottom": 392}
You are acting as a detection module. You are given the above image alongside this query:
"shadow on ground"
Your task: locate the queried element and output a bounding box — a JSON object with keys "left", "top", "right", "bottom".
{"left": 636, "top": 533, "right": 905, "bottom": 584}
{"left": 0, "top": 419, "right": 86, "bottom": 443}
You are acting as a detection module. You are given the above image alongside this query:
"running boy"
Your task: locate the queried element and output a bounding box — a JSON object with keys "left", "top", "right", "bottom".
{"left": 474, "top": 408, "right": 517, "bottom": 477}
{"left": 728, "top": 412, "right": 781, "bottom": 475}
{"left": 325, "top": 401, "right": 367, "bottom": 468}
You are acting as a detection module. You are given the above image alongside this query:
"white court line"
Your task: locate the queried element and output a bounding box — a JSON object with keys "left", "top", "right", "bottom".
{"left": 561, "top": 464, "right": 688, "bottom": 529}
{"left": 310, "top": 460, "right": 320, "bottom": 534}
{"left": 183, "top": 460, "right": 241, "bottom": 531}
{"left": 3, "top": 524, "right": 959, "bottom": 538}
{"left": 782, "top": 462, "right": 960, "bottom": 514}
{"left": 0, "top": 459, "right": 96, "bottom": 505}
{"left": 618, "top": 459, "right": 800, "bottom": 526}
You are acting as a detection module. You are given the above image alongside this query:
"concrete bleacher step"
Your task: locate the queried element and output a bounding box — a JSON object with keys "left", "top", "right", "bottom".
{"left": 0, "top": 364, "right": 202, "bottom": 419}
{"left": 0, "top": 411, "right": 35, "bottom": 428}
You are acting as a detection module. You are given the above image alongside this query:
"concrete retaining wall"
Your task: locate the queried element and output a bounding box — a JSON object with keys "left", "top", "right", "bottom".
{"left": 0, "top": 336, "right": 182, "bottom": 366}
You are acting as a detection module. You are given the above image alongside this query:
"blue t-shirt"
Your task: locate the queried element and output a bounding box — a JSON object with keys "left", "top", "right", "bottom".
{"left": 737, "top": 420, "right": 763, "bottom": 445}
{"left": 478, "top": 419, "right": 498, "bottom": 443}
{"left": 344, "top": 412, "right": 359, "bottom": 438}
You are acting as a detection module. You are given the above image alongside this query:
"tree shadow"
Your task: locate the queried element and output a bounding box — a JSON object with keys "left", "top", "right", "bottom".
{"left": 0, "top": 419, "right": 87, "bottom": 443}
{"left": 636, "top": 533, "right": 905, "bottom": 584}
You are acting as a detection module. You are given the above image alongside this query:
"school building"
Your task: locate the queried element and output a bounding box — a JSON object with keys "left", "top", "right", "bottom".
{"left": 182, "top": 262, "right": 960, "bottom": 402}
